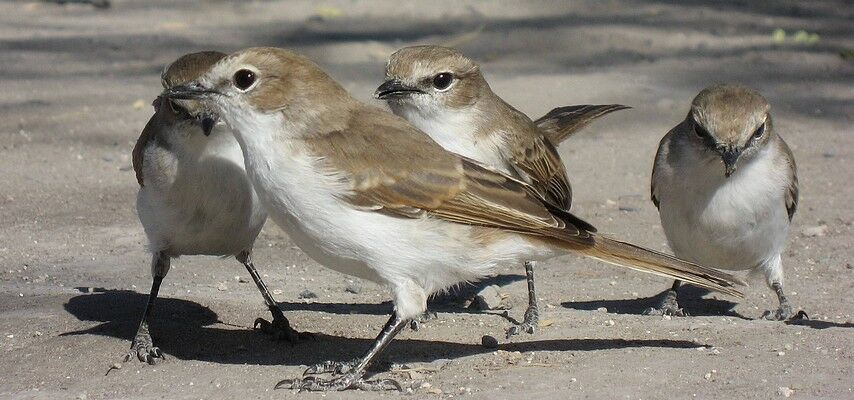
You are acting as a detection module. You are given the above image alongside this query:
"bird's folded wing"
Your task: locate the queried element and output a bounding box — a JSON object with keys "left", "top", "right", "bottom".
{"left": 534, "top": 104, "right": 630, "bottom": 144}
{"left": 776, "top": 136, "right": 799, "bottom": 221}
{"left": 306, "top": 106, "right": 588, "bottom": 238}
{"left": 507, "top": 133, "right": 572, "bottom": 209}
{"left": 650, "top": 124, "right": 680, "bottom": 209}
{"left": 132, "top": 109, "right": 161, "bottom": 187}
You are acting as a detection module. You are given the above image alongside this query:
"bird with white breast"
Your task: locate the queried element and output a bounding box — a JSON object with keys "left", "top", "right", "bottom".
{"left": 647, "top": 84, "right": 805, "bottom": 320}
{"left": 130, "top": 51, "right": 306, "bottom": 364}
{"left": 163, "top": 47, "right": 744, "bottom": 391}
{"left": 376, "top": 45, "right": 628, "bottom": 337}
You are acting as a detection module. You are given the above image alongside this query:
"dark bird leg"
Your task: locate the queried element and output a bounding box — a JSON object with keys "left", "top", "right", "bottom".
{"left": 237, "top": 250, "right": 309, "bottom": 342}
{"left": 761, "top": 282, "right": 807, "bottom": 321}
{"left": 277, "top": 313, "right": 408, "bottom": 391}
{"left": 126, "top": 252, "right": 169, "bottom": 364}
{"left": 643, "top": 280, "right": 686, "bottom": 317}
{"left": 506, "top": 261, "right": 540, "bottom": 337}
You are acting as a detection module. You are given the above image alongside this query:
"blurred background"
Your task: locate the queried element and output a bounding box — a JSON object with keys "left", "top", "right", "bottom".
{"left": 0, "top": 1, "right": 851, "bottom": 399}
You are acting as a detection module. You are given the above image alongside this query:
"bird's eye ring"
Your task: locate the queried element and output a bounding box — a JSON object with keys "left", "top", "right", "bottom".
{"left": 432, "top": 72, "right": 454, "bottom": 91}
{"left": 233, "top": 69, "right": 256, "bottom": 91}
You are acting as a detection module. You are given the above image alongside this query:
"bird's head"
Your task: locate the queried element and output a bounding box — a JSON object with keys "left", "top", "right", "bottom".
{"left": 157, "top": 51, "right": 227, "bottom": 136}
{"left": 161, "top": 47, "right": 350, "bottom": 140}
{"left": 375, "top": 45, "right": 487, "bottom": 116}
{"left": 689, "top": 84, "right": 772, "bottom": 177}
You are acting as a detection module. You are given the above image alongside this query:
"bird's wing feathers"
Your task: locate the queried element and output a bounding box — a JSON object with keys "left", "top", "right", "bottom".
{"left": 507, "top": 133, "right": 572, "bottom": 209}
{"left": 132, "top": 104, "right": 162, "bottom": 187}
{"left": 776, "top": 135, "right": 798, "bottom": 221}
{"left": 534, "top": 104, "right": 629, "bottom": 144}
{"left": 651, "top": 124, "right": 681, "bottom": 209}
{"left": 307, "top": 106, "right": 587, "bottom": 237}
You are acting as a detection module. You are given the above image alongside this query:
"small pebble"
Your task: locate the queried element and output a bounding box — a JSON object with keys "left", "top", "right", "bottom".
{"left": 216, "top": 282, "right": 228, "bottom": 291}
{"left": 778, "top": 386, "right": 794, "bottom": 397}
{"left": 596, "top": 307, "right": 608, "bottom": 313}
{"left": 604, "top": 320, "right": 615, "bottom": 327}
{"left": 345, "top": 283, "right": 362, "bottom": 294}
{"left": 272, "top": 289, "right": 283, "bottom": 295}
{"left": 481, "top": 335, "right": 499, "bottom": 349}
{"left": 298, "top": 289, "right": 317, "bottom": 299}
{"left": 801, "top": 225, "right": 828, "bottom": 237}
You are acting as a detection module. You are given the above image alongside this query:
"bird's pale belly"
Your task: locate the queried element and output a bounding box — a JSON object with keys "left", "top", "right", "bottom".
{"left": 659, "top": 185, "right": 788, "bottom": 271}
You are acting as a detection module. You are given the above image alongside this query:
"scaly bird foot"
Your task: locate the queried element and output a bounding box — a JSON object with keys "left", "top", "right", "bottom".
{"left": 276, "top": 374, "right": 401, "bottom": 392}
{"left": 254, "top": 314, "right": 312, "bottom": 342}
{"left": 761, "top": 304, "right": 808, "bottom": 321}
{"left": 303, "top": 359, "right": 360, "bottom": 376}
{"left": 125, "top": 332, "right": 164, "bottom": 365}
{"left": 506, "top": 305, "right": 539, "bottom": 338}
{"left": 642, "top": 290, "right": 686, "bottom": 317}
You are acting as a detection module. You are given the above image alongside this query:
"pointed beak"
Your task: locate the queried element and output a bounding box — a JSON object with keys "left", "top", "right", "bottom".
{"left": 162, "top": 82, "right": 218, "bottom": 101}
{"left": 374, "top": 79, "right": 423, "bottom": 99}
{"left": 198, "top": 113, "right": 218, "bottom": 136}
{"left": 718, "top": 146, "right": 742, "bottom": 177}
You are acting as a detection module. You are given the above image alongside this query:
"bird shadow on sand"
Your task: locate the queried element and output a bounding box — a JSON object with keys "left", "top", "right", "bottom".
{"left": 561, "top": 285, "right": 747, "bottom": 319}
{"left": 784, "top": 319, "right": 854, "bottom": 330}
{"left": 61, "top": 288, "right": 702, "bottom": 367}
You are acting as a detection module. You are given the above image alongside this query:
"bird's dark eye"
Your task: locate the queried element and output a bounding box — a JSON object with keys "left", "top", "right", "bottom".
{"left": 432, "top": 72, "right": 454, "bottom": 90}
{"left": 694, "top": 122, "right": 710, "bottom": 138}
{"left": 752, "top": 123, "right": 765, "bottom": 139}
{"left": 233, "top": 69, "right": 256, "bottom": 90}
{"left": 168, "top": 100, "right": 188, "bottom": 116}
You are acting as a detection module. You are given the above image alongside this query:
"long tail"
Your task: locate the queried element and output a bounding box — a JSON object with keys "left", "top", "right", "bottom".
{"left": 572, "top": 233, "right": 746, "bottom": 298}
{"left": 535, "top": 104, "right": 630, "bottom": 144}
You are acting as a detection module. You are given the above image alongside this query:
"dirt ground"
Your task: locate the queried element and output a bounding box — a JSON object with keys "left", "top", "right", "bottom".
{"left": 0, "top": 1, "right": 852, "bottom": 399}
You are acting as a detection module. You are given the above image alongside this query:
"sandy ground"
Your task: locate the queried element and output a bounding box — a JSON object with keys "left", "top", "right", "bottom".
{"left": 0, "top": 1, "right": 852, "bottom": 399}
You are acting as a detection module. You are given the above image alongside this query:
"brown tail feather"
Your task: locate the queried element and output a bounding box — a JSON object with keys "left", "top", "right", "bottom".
{"left": 572, "top": 234, "right": 746, "bottom": 298}
{"left": 535, "top": 104, "right": 630, "bottom": 144}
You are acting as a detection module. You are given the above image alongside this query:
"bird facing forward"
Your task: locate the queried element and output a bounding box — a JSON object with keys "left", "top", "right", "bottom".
{"left": 648, "top": 84, "right": 804, "bottom": 320}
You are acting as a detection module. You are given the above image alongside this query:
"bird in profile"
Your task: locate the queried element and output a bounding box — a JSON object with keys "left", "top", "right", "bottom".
{"left": 376, "top": 45, "right": 628, "bottom": 337}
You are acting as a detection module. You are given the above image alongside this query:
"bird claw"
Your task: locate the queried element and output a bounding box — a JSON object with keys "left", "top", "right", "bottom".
{"left": 506, "top": 306, "right": 538, "bottom": 338}
{"left": 125, "top": 333, "right": 165, "bottom": 365}
{"left": 761, "top": 305, "right": 808, "bottom": 321}
{"left": 643, "top": 291, "right": 686, "bottom": 317}
{"left": 254, "top": 316, "right": 313, "bottom": 342}
{"left": 275, "top": 374, "right": 402, "bottom": 392}
{"left": 642, "top": 306, "right": 687, "bottom": 317}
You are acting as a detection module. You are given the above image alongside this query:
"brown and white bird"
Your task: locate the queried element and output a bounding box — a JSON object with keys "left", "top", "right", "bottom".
{"left": 163, "top": 47, "right": 743, "bottom": 391}
{"left": 130, "top": 51, "right": 304, "bottom": 364}
{"left": 376, "top": 45, "right": 627, "bottom": 337}
{"left": 647, "top": 84, "right": 804, "bottom": 320}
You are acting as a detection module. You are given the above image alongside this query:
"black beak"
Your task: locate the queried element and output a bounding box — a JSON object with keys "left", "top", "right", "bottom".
{"left": 162, "top": 82, "right": 218, "bottom": 100}
{"left": 198, "top": 113, "right": 217, "bottom": 136}
{"left": 374, "top": 80, "right": 423, "bottom": 99}
{"left": 719, "top": 146, "right": 742, "bottom": 177}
